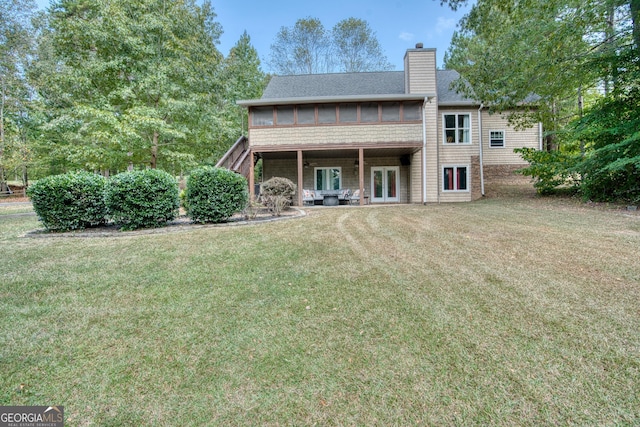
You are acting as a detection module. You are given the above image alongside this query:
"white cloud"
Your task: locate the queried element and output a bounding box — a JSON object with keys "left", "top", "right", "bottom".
{"left": 399, "top": 32, "right": 415, "bottom": 41}
{"left": 435, "top": 17, "right": 456, "bottom": 34}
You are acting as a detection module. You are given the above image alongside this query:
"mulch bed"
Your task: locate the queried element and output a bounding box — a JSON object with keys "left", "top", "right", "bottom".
{"left": 23, "top": 208, "right": 306, "bottom": 238}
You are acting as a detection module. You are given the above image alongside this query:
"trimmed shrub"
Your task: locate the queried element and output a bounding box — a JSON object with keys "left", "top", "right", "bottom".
{"left": 260, "top": 177, "right": 296, "bottom": 216}
{"left": 105, "top": 169, "right": 179, "bottom": 230}
{"left": 514, "top": 147, "right": 581, "bottom": 195}
{"left": 179, "top": 188, "right": 189, "bottom": 211}
{"left": 185, "top": 166, "right": 248, "bottom": 223}
{"left": 27, "top": 171, "right": 107, "bottom": 232}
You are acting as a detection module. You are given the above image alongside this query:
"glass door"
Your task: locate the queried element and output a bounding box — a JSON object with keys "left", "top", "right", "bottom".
{"left": 371, "top": 167, "right": 400, "bottom": 203}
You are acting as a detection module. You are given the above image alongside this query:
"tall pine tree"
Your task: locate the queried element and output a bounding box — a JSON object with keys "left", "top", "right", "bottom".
{"left": 214, "top": 31, "right": 267, "bottom": 160}
{"left": 442, "top": 0, "right": 639, "bottom": 201}
{"left": 0, "top": 0, "right": 36, "bottom": 191}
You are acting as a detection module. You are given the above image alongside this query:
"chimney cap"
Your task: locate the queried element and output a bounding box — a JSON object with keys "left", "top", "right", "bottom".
{"left": 415, "top": 42, "right": 424, "bottom": 49}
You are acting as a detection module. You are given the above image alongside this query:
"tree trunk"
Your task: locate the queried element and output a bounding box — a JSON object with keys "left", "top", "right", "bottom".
{"left": 22, "top": 165, "right": 28, "bottom": 194}
{"left": 578, "top": 86, "right": 585, "bottom": 156}
{"left": 0, "top": 78, "right": 6, "bottom": 193}
{"left": 0, "top": 168, "right": 7, "bottom": 194}
{"left": 631, "top": 0, "right": 640, "bottom": 52}
{"left": 150, "top": 131, "right": 159, "bottom": 169}
{"left": 605, "top": 0, "right": 615, "bottom": 95}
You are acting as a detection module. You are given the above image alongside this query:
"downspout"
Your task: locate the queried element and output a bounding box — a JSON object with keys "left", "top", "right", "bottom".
{"left": 436, "top": 103, "right": 440, "bottom": 204}
{"left": 422, "top": 97, "right": 428, "bottom": 204}
{"left": 478, "top": 103, "right": 485, "bottom": 197}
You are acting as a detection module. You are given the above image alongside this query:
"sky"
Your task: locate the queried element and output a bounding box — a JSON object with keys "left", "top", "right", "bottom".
{"left": 34, "top": 0, "right": 473, "bottom": 71}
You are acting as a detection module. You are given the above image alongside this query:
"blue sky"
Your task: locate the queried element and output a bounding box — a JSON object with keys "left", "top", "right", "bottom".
{"left": 34, "top": 0, "right": 473, "bottom": 71}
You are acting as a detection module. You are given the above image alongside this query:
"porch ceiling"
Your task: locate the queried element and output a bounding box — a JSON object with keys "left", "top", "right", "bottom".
{"left": 258, "top": 146, "right": 420, "bottom": 160}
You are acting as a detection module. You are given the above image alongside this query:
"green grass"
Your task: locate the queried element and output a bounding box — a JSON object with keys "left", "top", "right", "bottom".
{"left": 1, "top": 194, "right": 639, "bottom": 426}
{"left": 0, "top": 202, "right": 33, "bottom": 216}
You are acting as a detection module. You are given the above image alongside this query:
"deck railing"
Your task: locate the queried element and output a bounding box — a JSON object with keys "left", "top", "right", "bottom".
{"left": 216, "top": 136, "right": 252, "bottom": 178}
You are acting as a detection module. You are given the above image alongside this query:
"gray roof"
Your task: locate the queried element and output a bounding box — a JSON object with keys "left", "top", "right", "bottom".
{"left": 237, "top": 69, "right": 477, "bottom": 106}
{"left": 436, "top": 69, "right": 476, "bottom": 105}
{"left": 262, "top": 71, "right": 406, "bottom": 99}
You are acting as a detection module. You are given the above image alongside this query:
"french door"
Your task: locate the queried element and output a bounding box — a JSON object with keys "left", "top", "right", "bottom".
{"left": 371, "top": 167, "right": 400, "bottom": 203}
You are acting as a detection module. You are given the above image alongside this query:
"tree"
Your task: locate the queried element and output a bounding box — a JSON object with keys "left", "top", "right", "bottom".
{"left": 444, "top": 0, "right": 603, "bottom": 130}
{"left": 442, "top": 0, "right": 639, "bottom": 104}
{"left": 32, "top": 0, "right": 224, "bottom": 173}
{"left": 0, "top": 0, "right": 36, "bottom": 191}
{"left": 215, "top": 31, "right": 267, "bottom": 160}
{"left": 442, "top": 0, "right": 639, "bottom": 201}
{"left": 332, "top": 18, "right": 393, "bottom": 72}
{"left": 436, "top": 0, "right": 468, "bottom": 10}
{"left": 268, "top": 17, "right": 393, "bottom": 75}
{"left": 572, "top": 49, "right": 640, "bottom": 202}
{"left": 269, "top": 17, "right": 332, "bottom": 75}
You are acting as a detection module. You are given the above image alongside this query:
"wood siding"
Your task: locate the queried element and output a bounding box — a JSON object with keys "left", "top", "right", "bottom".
{"left": 481, "top": 111, "right": 540, "bottom": 166}
{"left": 250, "top": 123, "right": 423, "bottom": 148}
{"left": 404, "top": 48, "right": 437, "bottom": 94}
{"left": 424, "top": 100, "right": 439, "bottom": 203}
{"left": 410, "top": 151, "right": 423, "bottom": 204}
{"left": 437, "top": 107, "right": 478, "bottom": 202}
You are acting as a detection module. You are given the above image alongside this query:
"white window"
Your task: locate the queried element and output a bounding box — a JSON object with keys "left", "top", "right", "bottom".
{"left": 315, "top": 167, "right": 342, "bottom": 190}
{"left": 443, "top": 166, "right": 469, "bottom": 191}
{"left": 443, "top": 113, "right": 471, "bottom": 144}
{"left": 490, "top": 130, "right": 505, "bottom": 148}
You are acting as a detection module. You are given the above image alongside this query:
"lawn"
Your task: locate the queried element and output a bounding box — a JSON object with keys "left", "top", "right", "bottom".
{"left": 1, "top": 193, "right": 638, "bottom": 426}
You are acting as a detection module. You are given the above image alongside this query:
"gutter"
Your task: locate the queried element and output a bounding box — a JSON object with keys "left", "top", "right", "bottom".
{"left": 478, "top": 104, "right": 485, "bottom": 197}
{"left": 237, "top": 93, "right": 436, "bottom": 107}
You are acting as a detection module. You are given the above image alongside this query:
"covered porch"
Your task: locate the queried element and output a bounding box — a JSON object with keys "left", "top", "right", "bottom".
{"left": 249, "top": 144, "right": 421, "bottom": 206}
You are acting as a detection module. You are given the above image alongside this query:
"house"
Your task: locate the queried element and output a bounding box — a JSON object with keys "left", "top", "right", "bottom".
{"left": 223, "top": 45, "right": 542, "bottom": 206}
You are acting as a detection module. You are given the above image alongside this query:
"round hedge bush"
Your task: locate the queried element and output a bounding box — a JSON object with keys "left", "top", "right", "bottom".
{"left": 27, "top": 171, "right": 108, "bottom": 232}
{"left": 260, "top": 176, "right": 297, "bottom": 215}
{"left": 260, "top": 176, "right": 296, "bottom": 199}
{"left": 185, "top": 166, "right": 248, "bottom": 223}
{"left": 105, "top": 169, "right": 179, "bottom": 230}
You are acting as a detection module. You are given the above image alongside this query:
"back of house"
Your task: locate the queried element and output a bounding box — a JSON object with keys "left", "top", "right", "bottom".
{"left": 233, "top": 45, "right": 542, "bottom": 205}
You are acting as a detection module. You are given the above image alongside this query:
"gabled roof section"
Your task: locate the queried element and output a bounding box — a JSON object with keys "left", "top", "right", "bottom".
{"left": 262, "top": 71, "right": 406, "bottom": 98}
{"left": 237, "top": 69, "right": 476, "bottom": 107}
{"left": 437, "top": 69, "right": 541, "bottom": 106}
{"left": 437, "top": 70, "right": 476, "bottom": 106}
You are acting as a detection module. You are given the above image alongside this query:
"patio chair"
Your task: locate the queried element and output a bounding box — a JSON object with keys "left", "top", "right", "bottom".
{"left": 339, "top": 188, "right": 351, "bottom": 203}
{"left": 349, "top": 189, "right": 367, "bottom": 205}
{"left": 302, "top": 189, "right": 316, "bottom": 206}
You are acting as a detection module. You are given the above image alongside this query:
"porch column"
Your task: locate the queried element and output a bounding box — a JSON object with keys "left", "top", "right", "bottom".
{"left": 249, "top": 150, "right": 255, "bottom": 201}
{"left": 358, "top": 148, "right": 365, "bottom": 206}
{"left": 297, "top": 150, "right": 303, "bottom": 207}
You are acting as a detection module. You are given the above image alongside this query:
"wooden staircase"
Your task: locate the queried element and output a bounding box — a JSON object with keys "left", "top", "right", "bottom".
{"left": 216, "top": 136, "right": 253, "bottom": 178}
